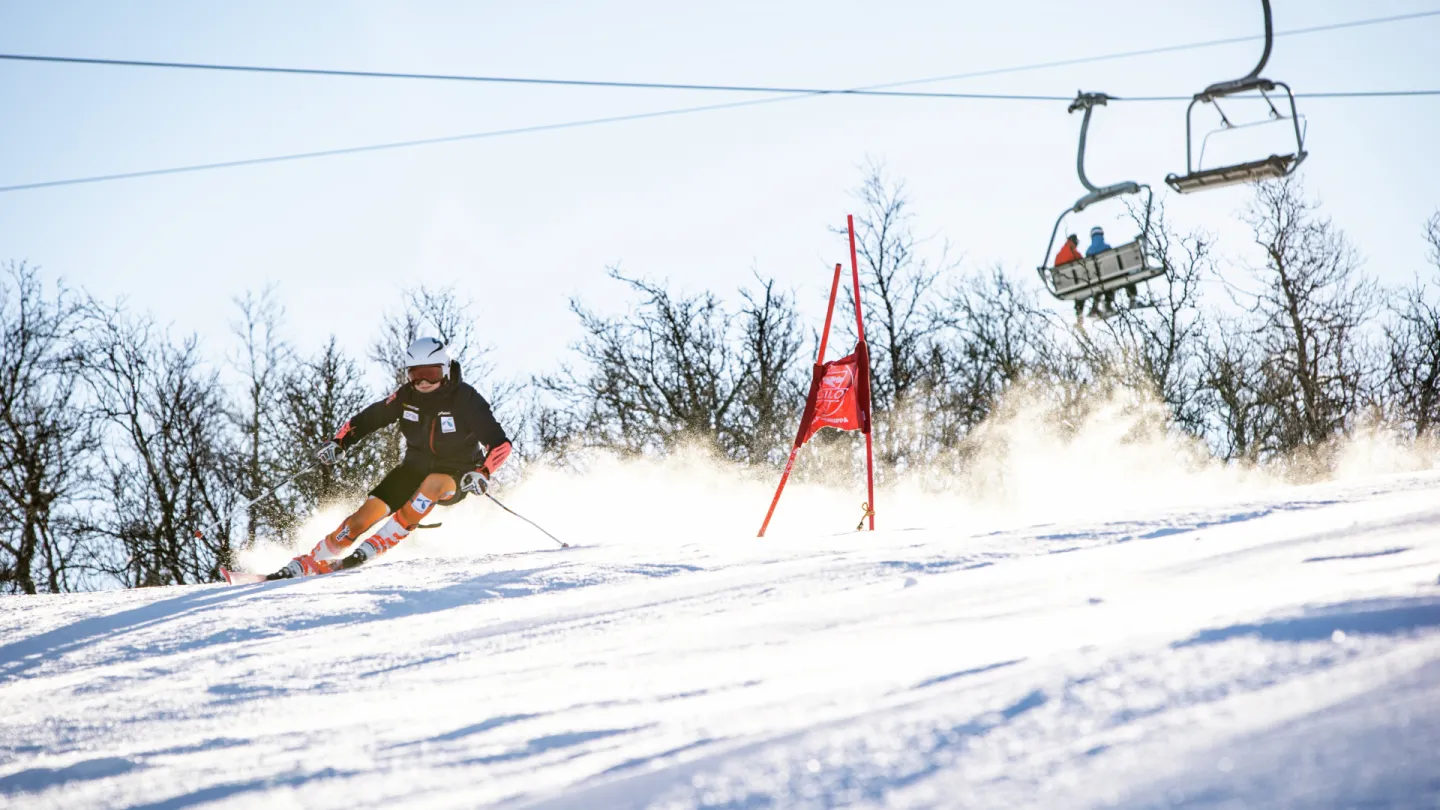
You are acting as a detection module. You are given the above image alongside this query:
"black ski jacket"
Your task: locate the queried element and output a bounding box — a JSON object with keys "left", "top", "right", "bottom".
{"left": 334, "top": 361, "right": 508, "bottom": 474}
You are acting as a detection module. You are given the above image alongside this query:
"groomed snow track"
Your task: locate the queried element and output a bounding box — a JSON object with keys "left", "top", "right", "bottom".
{"left": 3, "top": 472, "right": 1439, "bottom": 809}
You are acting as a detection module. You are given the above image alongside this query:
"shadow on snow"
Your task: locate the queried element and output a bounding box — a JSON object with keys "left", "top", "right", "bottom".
{"left": 0, "top": 586, "right": 268, "bottom": 678}
{"left": 0, "top": 757, "right": 140, "bottom": 796}
{"left": 0, "top": 561, "right": 699, "bottom": 679}
{"left": 1173, "top": 596, "right": 1440, "bottom": 648}
{"left": 1303, "top": 547, "right": 1410, "bottom": 563}
{"left": 1037, "top": 499, "right": 1341, "bottom": 550}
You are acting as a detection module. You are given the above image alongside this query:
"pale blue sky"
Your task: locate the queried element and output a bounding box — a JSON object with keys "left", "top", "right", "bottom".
{"left": 2, "top": 1, "right": 1438, "bottom": 387}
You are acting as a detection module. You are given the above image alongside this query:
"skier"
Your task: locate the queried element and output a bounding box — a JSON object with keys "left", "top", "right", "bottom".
{"left": 271, "top": 337, "right": 512, "bottom": 579}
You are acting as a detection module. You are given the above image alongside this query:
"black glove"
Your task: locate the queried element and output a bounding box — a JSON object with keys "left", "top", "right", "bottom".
{"left": 460, "top": 469, "right": 490, "bottom": 496}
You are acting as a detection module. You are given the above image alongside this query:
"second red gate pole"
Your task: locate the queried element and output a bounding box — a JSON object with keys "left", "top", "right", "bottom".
{"left": 846, "top": 215, "right": 876, "bottom": 531}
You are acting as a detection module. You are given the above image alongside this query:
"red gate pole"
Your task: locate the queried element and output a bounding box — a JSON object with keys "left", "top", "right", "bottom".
{"left": 847, "top": 215, "right": 876, "bottom": 531}
{"left": 758, "top": 264, "right": 844, "bottom": 538}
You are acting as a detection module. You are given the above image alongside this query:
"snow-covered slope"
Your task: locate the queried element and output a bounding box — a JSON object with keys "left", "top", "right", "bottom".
{"left": 3, "top": 471, "right": 1439, "bottom": 809}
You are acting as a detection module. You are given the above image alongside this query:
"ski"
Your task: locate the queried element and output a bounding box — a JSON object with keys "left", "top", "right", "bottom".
{"left": 220, "top": 568, "right": 269, "bottom": 585}
{"left": 220, "top": 541, "right": 582, "bottom": 587}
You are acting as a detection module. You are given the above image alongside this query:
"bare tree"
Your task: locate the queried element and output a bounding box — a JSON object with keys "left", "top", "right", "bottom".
{"left": 833, "top": 161, "right": 958, "bottom": 472}
{"left": 229, "top": 286, "right": 291, "bottom": 545}
{"left": 0, "top": 263, "right": 94, "bottom": 593}
{"left": 731, "top": 275, "right": 806, "bottom": 465}
{"left": 1080, "top": 203, "right": 1213, "bottom": 436}
{"left": 1242, "top": 177, "right": 1378, "bottom": 455}
{"left": 1198, "top": 321, "right": 1273, "bottom": 462}
{"left": 1381, "top": 211, "right": 1440, "bottom": 438}
{"left": 80, "top": 304, "right": 239, "bottom": 586}
{"left": 273, "top": 337, "right": 385, "bottom": 519}
{"left": 931, "top": 265, "right": 1064, "bottom": 439}
{"left": 507, "top": 388, "right": 585, "bottom": 465}
{"left": 538, "top": 268, "right": 746, "bottom": 456}
{"left": 838, "top": 161, "right": 948, "bottom": 412}
{"left": 535, "top": 267, "right": 807, "bottom": 465}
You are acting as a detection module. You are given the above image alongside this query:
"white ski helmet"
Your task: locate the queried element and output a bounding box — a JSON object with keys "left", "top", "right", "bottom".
{"left": 404, "top": 337, "right": 450, "bottom": 379}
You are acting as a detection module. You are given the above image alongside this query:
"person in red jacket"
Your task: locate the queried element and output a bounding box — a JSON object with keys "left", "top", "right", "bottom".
{"left": 1054, "top": 233, "right": 1083, "bottom": 266}
{"left": 271, "top": 337, "right": 512, "bottom": 579}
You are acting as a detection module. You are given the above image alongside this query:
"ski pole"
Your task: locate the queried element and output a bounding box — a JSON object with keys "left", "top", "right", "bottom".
{"left": 193, "top": 460, "right": 322, "bottom": 543}
{"left": 484, "top": 492, "right": 570, "bottom": 548}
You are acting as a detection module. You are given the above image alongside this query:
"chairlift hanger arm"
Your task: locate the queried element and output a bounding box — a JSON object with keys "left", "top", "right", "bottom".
{"left": 1245, "top": 0, "right": 1275, "bottom": 82}
{"left": 1068, "top": 91, "right": 1142, "bottom": 204}
{"left": 1202, "top": 0, "right": 1276, "bottom": 99}
{"left": 1070, "top": 91, "right": 1110, "bottom": 193}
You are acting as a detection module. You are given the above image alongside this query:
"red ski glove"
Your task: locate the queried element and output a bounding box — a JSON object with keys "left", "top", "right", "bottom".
{"left": 482, "top": 441, "right": 512, "bottom": 475}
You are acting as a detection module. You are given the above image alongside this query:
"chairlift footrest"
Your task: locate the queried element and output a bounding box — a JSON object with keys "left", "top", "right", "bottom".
{"left": 1166, "top": 153, "right": 1302, "bottom": 194}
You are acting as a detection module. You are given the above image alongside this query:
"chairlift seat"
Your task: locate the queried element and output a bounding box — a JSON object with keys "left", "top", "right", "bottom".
{"left": 1047, "top": 240, "right": 1163, "bottom": 301}
{"left": 1165, "top": 152, "right": 1302, "bottom": 194}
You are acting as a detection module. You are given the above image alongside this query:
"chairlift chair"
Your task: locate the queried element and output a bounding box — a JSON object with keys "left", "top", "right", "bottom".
{"left": 1037, "top": 92, "right": 1165, "bottom": 316}
{"left": 1166, "top": 0, "right": 1307, "bottom": 193}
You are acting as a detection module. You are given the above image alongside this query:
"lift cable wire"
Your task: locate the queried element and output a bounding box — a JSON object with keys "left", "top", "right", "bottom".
{"left": 3, "top": 85, "right": 1436, "bottom": 194}
{"left": 2, "top": 8, "right": 1437, "bottom": 97}
{"left": 0, "top": 95, "right": 831, "bottom": 193}
{"left": 873, "top": 9, "right": 1440, "bottom": 92}
{"left": 3, "top": 12, "right": 1439, "bottom": 193}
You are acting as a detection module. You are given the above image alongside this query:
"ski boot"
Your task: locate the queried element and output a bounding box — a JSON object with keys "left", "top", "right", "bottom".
{"left": 332, "top": 520, "right": 409, "bottom": 571}
{"left": 270, "top": 522, "right": 359, "bottom": 579}
{"left": 268, "top": 515, "right": 410, "bottom": 579}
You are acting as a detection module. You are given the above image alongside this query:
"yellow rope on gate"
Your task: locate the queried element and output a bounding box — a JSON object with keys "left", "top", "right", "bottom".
{"left": 855, "top": 502, "right": 875, "bottom": 532}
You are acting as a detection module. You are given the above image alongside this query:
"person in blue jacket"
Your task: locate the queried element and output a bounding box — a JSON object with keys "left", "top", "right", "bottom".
{"left": 1085, "top": 226, "right": 1113, "bottom": 257}
{"left": 1083, "top": 226, "right": 1141, "bottom": 315}
{"left": 1083, "top": 226, "right": 1124, "bottom": 317}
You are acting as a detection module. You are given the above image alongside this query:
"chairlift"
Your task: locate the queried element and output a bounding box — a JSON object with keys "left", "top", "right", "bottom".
{"left": 1165, "top": 0, "right": 1307, "bottom": 193}
{"left": 1037, "top": 92, "right": 1164, "bottom": 319}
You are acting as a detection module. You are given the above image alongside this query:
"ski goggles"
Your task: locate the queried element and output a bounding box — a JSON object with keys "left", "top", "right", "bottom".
{"left": 407, "top": 364, "right": 445, "bottom": 384}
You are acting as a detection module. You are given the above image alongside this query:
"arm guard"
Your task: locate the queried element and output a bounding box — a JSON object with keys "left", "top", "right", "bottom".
{"left": 334, "top": 389, "right": 404, "bottom": 451}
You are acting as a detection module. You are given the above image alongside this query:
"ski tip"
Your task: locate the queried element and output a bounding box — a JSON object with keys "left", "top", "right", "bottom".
{"left": 220, "top": 567, "right": 271, "bottom": 586}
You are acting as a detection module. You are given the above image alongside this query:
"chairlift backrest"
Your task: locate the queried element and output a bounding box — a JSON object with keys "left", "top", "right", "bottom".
{"left": 1050, "top": 241, "right": 1164, "bottom": 301}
